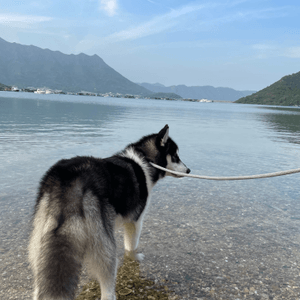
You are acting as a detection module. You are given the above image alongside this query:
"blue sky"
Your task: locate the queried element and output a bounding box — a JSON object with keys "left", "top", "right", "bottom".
{"left": 0, "top": 0, "right": 300, "bottom": 90}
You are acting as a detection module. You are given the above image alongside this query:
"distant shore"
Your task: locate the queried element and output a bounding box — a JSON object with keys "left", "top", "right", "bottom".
{"left": 0, "top": 88, "right": 233, "bottom": 103}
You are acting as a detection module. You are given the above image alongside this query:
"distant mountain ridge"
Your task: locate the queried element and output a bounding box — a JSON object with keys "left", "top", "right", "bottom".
{"left": 0, "top": 37, "right": 150, "bottom": 95}
{"left": 148, "top": 92, "right": 182, "bottom": 99}
{"left": 235, "top": 71, "right": 300, "bottom": 106}
{"left": 137, "top": 82, "right": 255, "bottom": 101}
{"left": 0, "top": 37, "right": 257, "bottom": 99}
{"left": 0, "top": 82, "right": 10, "bottom": 91}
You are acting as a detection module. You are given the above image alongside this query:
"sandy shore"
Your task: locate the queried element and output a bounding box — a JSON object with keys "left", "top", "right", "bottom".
{"left": 1, "top": 181, "right": 300, "bottom": 300}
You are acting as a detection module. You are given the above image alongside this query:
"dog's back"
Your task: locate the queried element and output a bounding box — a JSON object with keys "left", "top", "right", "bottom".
{"left": 29, "top": 155, "right": 149, "bottom": 300}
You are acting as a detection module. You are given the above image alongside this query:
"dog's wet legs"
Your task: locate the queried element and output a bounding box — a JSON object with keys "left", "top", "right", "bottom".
{"left": 123, "top": 221, "right": 145, "bottom": 261}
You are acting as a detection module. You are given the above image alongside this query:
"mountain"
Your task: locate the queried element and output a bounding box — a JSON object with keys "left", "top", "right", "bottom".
{"left": 235, "top": 71, "right": 300, "bottom": 106}
{"left": 0, "top": 37, "right": 150, "bottom": 95}
{"left": 137, "top": 82, "right": 255, "bottom": 101}
{"left": 0, "top": 82, "right": 10, "bottom": 91}
{"left": 148, "top": 92, "right": 182, "bottom": 99}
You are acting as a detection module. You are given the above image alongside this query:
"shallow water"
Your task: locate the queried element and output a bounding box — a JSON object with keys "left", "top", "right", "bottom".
{"left": 1, "top": 92, "right": 299, "bottom": 210}
{"left": 0, "top": 91, "right": 300, "bottom": 299}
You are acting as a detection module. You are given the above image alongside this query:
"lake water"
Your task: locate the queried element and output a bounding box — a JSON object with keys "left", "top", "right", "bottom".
{"left": 1, "top": 91, "right": 300, "bottom": 299}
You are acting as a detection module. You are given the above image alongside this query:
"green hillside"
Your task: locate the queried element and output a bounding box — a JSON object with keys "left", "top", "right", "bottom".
{"left": 148, "top": 92, "right": 182, "bottom": 99}
{"left": 0, "top": 82, "right": 10, "bottom": 91}
{"left": 235, "top": 71, "right": 300, "bottom": 106}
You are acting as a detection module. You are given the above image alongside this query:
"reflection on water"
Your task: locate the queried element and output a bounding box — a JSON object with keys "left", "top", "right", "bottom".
{"left": 0, "top": 97, "right": 127, "bottom": 154}
{"left": 257, "top": 106, "right": 300, "bottom": 145}
{"left": 0, "top": 93, "right": 299, "bottom": 198}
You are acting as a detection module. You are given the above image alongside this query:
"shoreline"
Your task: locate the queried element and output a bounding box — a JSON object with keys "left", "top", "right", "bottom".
{"left": 0, "top": 90, "right": 231, "bottom": 103}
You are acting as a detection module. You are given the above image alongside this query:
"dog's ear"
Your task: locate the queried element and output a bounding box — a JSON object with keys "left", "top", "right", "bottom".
{"left": 157, "top": 124, "right": 169, "bottom": 147}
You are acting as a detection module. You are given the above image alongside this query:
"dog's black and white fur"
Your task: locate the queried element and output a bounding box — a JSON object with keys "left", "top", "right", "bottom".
{"left": 29, "top": 124, "right": 190, "bottom": 300}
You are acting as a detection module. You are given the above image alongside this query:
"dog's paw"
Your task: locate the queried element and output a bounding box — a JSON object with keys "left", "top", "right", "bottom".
{"left": 135, "top": 253, "right": 145, "bottom": 262}
{"left": 125, "top": 250, "right": 144, "bottom": 262}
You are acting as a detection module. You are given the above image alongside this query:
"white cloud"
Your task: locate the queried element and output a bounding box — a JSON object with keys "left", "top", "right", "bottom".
{"left": 285, "top": 47, "right": 300, "bottom": 58}
{"left": 252, "top": 43, "right": 281, "bottom": 59}
{"left": 252, "top": 44, "right": 300, "bottom": 59}
{"left": 99, "top": 0, "right": 118, "bottom": 17}
{"left": 106, "top": 3, "right": 207, "bottom": 42}
{"left": 0, "top": 13, "right": 52, "bottom": 28}
{"left": 252, "top": 44, "right": 274, "bottom": 51}
{"left": 104, "top": 1, "right": 289, "bottom": 43}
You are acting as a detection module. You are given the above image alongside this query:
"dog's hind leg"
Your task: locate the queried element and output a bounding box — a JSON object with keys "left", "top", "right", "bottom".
{"left": 123, "top": 220, "right": 145, "bottom": 261}
{"left": 85, "top": 234, "right": 117, "bottom": 300}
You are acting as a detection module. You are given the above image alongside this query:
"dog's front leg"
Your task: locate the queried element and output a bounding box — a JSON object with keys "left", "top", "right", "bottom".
{"left": 123, "top": 221, "right": 145, "bottom": 261}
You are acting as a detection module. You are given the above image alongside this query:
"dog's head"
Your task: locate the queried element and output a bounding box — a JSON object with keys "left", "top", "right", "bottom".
{"left": 155, "top": 124, "right": 190, "bottom": 177}
{"left": 129, "top": 124, "right": 190, "bottom": 180}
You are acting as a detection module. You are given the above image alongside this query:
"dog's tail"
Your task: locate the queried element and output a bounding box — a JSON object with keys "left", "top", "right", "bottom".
{"left": 30, "top": 226, "right": 85, "bottom": 300}
{"left": 29, "top": 199, "right": 85, "bottom": 300}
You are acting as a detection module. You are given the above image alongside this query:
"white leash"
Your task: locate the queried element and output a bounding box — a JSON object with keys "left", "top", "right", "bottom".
{"left": 150, "top": 163, "right": 300, "bottom": 181}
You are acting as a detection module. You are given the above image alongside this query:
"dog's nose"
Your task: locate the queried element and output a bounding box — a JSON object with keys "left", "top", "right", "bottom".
{"left": 187, "top": 168, "right": 191, "bottom": 174}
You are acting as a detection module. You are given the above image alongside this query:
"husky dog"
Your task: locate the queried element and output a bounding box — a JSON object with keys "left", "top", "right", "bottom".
{"left": 29, "top": 124, "right": 190, "bottom": 300}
